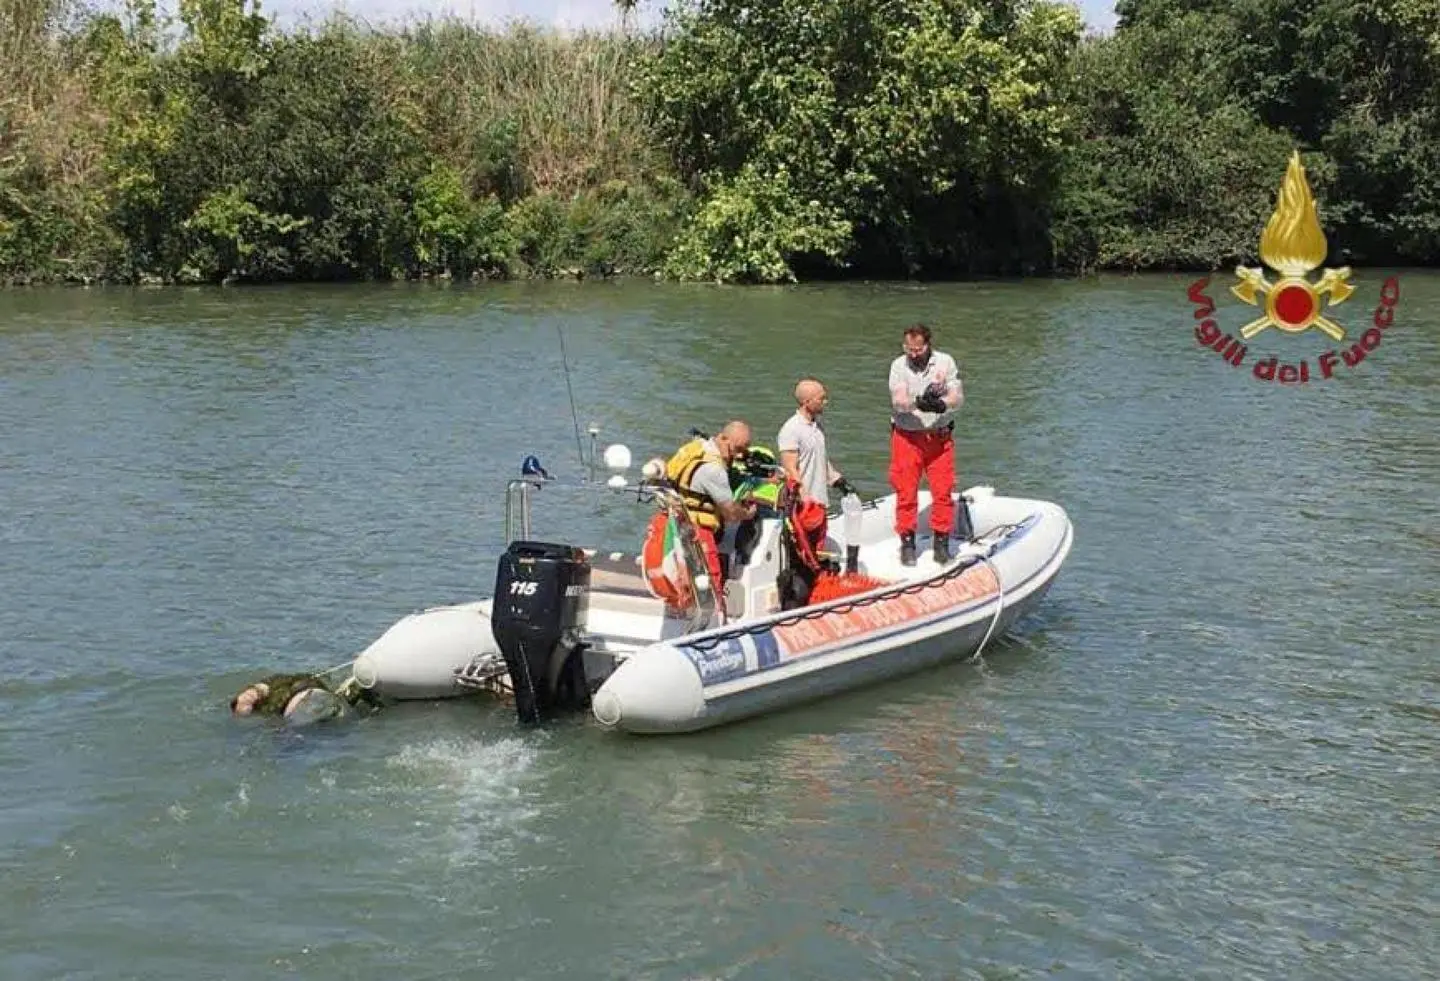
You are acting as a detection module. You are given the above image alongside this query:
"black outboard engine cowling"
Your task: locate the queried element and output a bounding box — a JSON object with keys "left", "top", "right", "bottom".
{"left": 491, "top": 541, "right": 592, "bottom": 724}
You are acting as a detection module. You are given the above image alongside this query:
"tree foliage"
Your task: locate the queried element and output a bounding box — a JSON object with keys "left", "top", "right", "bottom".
{"left": 635, "top": 0, "right": 1083, "bottom": 281}
{"left": 0, "top": 0, "right": 1437, "bottom": 285}
{"left": 1094, "top": 0, "right": 1440, "bottom": 267}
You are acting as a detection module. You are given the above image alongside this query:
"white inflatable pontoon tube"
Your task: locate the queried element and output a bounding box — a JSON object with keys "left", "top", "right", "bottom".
{"left": 350, "top": 601, "right": 498, "bottom": 700}
{"left": 590, "top": 643, "right": 705, "bottom": 732}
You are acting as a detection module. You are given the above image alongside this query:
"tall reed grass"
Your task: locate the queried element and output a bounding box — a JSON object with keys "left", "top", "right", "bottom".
{"left": 0, "top": 4, "right": 682, "bottom": 282}
{"left": 395, "top": 17, "right": 667, "bottom": 199}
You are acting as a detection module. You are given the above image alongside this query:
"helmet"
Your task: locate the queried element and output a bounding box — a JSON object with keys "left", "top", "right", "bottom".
{"left": 743, "top": 444, "right": 778, "bottom": 470}
{"left": 730, "top": 444, "right": 781, "bottom": 509}
{"left": 729, "top": 444, "right": 778, "bottom": 484}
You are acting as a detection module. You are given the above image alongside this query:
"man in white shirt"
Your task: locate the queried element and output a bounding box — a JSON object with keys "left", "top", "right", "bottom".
{"left": 777, "top": 377, "right": 856, "bottom": 505}
{"left": 888, "top": 323, "right": 963, "bottom": 565}
{"left": 775, "top": 378, "right": 857, "bottom": 608}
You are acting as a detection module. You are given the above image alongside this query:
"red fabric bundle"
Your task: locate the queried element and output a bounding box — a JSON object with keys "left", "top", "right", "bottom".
{"left": 808, "top": 570, "right": 891, "bottom": 604}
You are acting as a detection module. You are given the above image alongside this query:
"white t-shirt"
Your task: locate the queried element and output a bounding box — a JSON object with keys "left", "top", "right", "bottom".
{"left": 889, "top": 351, "right": 963, "bottom": 431}
{"left": 777, "top": 411, "right": 830, "bottom": 503}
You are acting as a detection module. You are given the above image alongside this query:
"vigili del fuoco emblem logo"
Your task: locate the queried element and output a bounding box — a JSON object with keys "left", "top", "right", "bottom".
{"left": 1187, "top": 150, "right": 1401, "bottom": 384}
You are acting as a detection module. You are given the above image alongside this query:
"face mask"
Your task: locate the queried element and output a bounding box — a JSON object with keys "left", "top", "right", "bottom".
{"left": 907, "top": 351, "right": 930, "bottom": 373}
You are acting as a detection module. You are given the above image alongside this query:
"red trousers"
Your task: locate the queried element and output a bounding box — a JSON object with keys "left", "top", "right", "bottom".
{"left": 889, "top": 426, "right": 955, "bottom": 535}
{"left": 694, "top": 526, "right": 725, "bottom": 591}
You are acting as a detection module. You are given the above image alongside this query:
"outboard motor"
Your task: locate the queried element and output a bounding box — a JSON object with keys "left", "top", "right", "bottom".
{"left": 491, "top": 541, "right": 592, "bottom": 724}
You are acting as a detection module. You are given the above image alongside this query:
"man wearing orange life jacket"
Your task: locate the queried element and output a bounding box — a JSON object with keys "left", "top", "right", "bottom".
{"left": 664, "top": 420, "right": 759, "bottom": 591}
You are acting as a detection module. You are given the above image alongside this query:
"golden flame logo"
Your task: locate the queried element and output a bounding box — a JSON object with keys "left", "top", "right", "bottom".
{"left": 1232, "top": 151, "right": 1353, "bottom": 341}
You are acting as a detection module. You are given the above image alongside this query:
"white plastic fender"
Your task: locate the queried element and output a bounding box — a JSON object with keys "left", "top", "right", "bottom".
{"left": 351, "top": 600, "right": 498, "bottom": 701}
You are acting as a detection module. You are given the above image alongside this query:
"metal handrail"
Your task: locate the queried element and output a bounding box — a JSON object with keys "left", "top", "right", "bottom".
{"left": 503, "top": 476, "right": 545, "bottom": 542}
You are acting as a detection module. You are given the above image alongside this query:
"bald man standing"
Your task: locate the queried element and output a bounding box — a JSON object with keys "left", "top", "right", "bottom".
{"left": 778, "top": 378, "right": 857, "bottom": 505}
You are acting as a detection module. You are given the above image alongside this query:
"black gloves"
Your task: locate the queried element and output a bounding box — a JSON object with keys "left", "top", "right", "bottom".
{"left": 915, "top": 391, "right": 947, "bottom": 413}
{"left": 914, "top": 381, "right": 949, "bottom": 413}
{"left": 834, "top": 477, "right": 858, "bottom": 497}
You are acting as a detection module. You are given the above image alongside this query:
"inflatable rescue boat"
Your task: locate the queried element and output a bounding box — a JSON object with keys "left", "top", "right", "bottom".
{"left": 338, "top": 441, "right": 1074, "bottom": 735}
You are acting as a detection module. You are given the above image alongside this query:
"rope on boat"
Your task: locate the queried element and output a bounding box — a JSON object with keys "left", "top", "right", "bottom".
{"left": 300, "top": 658, "right": 360, "bottom": 700}
{"left": 970, "top": 555, "right": 1006, "bottom": 663}
{"left": 311, "top": 659, "right": 357, "bottom": 680}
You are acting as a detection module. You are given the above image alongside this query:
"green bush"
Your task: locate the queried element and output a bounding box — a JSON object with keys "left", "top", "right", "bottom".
{"left": 635, "top": 0, "right": 1084, "bottom": 281}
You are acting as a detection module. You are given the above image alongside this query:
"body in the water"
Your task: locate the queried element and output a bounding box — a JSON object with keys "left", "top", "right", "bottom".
{"left": 230, "top": 673, "right": 372, "bottom": 725}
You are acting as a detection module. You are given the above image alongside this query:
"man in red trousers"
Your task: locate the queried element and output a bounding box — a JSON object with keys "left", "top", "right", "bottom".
{"left": 887, "top": 323, "right": 963, "bottom": 565}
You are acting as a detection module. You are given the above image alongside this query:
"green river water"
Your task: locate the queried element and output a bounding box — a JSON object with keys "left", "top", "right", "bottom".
{"left": 1, "top": 273, "right": 1436, "bottom": 980}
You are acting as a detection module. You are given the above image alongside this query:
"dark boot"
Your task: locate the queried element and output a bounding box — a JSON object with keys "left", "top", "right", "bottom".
{"left": 899, "top": 532, "right": 916, "bottom": 566}
{"left": 933, "top": 533, "right": 950, "bottom": 565}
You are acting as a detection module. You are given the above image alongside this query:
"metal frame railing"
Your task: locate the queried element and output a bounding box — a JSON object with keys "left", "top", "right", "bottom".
{"left": 500, "top": 470, "right": 722, "bottom": 632}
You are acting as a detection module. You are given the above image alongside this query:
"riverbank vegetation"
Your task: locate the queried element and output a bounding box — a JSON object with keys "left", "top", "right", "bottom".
{"left": 2, "top": 0, "right": 1436, "bottom": 285}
